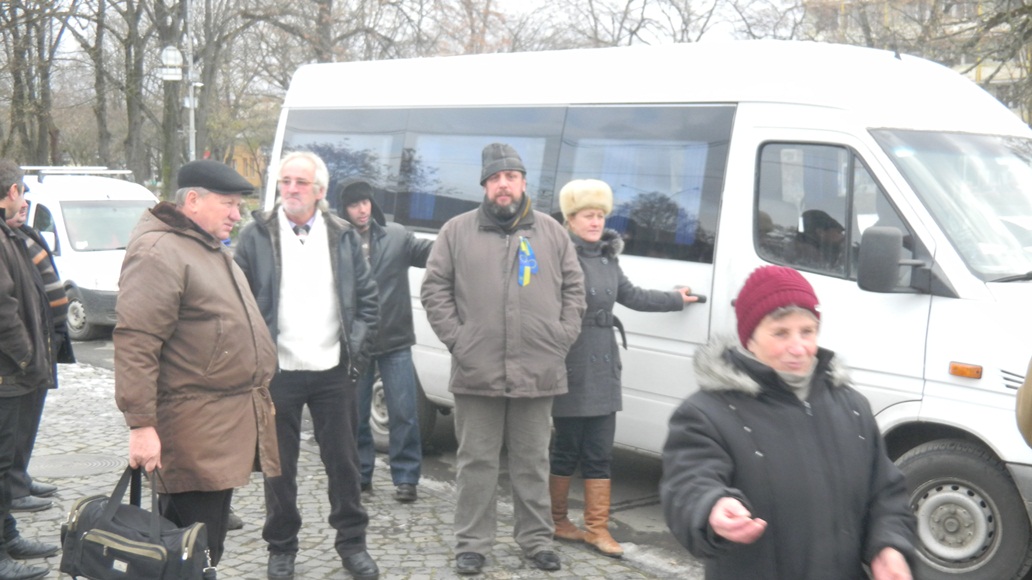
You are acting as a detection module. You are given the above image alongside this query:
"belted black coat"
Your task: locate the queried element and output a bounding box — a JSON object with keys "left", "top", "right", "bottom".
{"left": 552, "top": 230, "right": 683, "bottom": 417}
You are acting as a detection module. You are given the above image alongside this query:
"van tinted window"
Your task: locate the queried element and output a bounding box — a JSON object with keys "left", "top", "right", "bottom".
{"left": 756, "top": 142, "right": 913, "bottom": 280}
{"left": 279, "top": 104, "right": 732, "bottom": 263}
{"left": 557, "top": 107, "right": 729, "bottom": 262}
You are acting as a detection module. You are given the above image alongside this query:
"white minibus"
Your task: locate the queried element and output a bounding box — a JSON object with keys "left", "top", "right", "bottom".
{"left": 264, "top": 40, "right": 1032, "bottom": 579}
{"left": 23, "top": 168, "right": 158, "bottom": 340}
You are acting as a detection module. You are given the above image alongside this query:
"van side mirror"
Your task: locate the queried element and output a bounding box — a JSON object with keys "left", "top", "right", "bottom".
{"left": 857, "top": 226, "right": 921, "bottom": 293}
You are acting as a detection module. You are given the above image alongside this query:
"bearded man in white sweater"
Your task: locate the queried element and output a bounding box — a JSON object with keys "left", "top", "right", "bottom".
{"left": 234, "top": 151, "right": 380, "bottom": 580}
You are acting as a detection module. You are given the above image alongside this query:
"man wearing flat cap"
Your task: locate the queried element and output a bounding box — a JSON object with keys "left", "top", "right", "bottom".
{"left": 421, "top": 143, "right": 585, "bottom": 575}
{"left": 114, "top": 159, "right": 281, "bottom": 567}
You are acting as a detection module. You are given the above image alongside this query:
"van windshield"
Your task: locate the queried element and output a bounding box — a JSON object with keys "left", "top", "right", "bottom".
{"left": 872, "top": 130, "right": 1032, "bottom": 281}
{"left": 61, "top": 200, "right": 155, "bottom": 251}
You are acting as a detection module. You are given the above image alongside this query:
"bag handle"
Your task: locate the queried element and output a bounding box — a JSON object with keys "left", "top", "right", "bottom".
{"left": 101, "top": 466, "right": 163, "bottom": 542}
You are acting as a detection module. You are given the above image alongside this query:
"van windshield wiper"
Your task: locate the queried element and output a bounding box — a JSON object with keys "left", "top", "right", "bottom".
{"left": 990, "top": 271, "right": 1032, "bottom": 283}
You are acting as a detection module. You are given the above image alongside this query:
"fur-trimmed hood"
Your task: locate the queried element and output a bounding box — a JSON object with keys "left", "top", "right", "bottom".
{"left": 693, "top": 336, "right": 852, "bottom": 397}
{"left": 572, "top": 228, "right": 624, "bottom": 258}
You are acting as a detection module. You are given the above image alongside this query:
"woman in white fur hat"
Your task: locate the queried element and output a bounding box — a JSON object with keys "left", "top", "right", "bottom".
{"left": 548, "top": 178, "right": 697, "bottom": 557}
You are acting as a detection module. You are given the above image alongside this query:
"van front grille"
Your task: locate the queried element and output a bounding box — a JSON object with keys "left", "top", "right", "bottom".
{"left": 1002, "top": 369, "right": 1025, "bottom": 390}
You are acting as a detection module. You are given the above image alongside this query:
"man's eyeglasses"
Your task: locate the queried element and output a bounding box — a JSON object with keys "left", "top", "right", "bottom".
{"left": 277, "top": 178, "right": 313, "bottom": 188}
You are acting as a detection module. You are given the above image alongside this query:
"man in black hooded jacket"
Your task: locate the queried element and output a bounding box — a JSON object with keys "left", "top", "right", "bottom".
{"left": 339, "top": 180, "right": 432, "bottom": 504}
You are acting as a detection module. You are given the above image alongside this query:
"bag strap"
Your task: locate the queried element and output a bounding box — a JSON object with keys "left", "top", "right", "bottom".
{"left": 129, "top": 466, "right": 142, "bottom": 506}
{"left": 101, "top": 466, "right": 164, "bottom": 542}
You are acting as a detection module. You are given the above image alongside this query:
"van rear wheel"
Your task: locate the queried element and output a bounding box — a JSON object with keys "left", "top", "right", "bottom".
{"left": 370, "top": 372, "right": 438, "bottom": 453}
{"left": 898, "top": 439, "right": 1032, "bottom": 580}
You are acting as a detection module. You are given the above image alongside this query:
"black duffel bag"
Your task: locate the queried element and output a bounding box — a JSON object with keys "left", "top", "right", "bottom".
{"left": 60, "top": 466, "right": 215, "bottom": 579}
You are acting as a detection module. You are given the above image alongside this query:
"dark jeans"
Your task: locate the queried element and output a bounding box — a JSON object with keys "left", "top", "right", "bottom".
{"left": 0, "top": 391, "right": 28, "bottom": 555}
{"left": 160, "top": 488, "right": 233, "bottom": 566}
{"left": 549, "top": 413, "right": 617, "bottom": 479}
{"left": 10, "top": 386, "right": 47, "bottom": 498}
{"left": 357, "top": 347, "right": 422, "bottom": 486}
{"left": 263, "top": 366, "right": 368, "bottom": 558}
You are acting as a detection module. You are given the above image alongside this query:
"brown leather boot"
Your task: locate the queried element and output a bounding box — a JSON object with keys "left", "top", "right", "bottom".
{"left": 583, "top": 478, "right": 623, "bottom": 558}
{"left": 549, "top": 474, "right": 586, "bottom": 542}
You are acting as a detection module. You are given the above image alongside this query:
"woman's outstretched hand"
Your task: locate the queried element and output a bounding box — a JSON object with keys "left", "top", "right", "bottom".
{"left": 709, "top": 497, "right": 767, "bottom": 544}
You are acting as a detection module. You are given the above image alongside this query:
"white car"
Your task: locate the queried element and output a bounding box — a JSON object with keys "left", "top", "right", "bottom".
{"left": 24, "top": 168, "right": 158, "bottom": 341}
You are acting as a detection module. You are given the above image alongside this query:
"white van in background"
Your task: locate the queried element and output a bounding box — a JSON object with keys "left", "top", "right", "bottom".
{"left": 23, "top": 168, "right": 158, "bottom": 340}
{"left": 265, "top": 41, "right": 1032, "bottom": 579}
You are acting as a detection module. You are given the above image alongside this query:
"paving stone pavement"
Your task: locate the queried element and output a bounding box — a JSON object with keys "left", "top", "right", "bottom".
{"left": 14, "top": 363, "right": 685, "bottom": 579}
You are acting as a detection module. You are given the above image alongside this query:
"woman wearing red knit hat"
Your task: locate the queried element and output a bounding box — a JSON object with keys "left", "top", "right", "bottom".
{"left": 659, "top": 265, "right": 916, "bottom": 580}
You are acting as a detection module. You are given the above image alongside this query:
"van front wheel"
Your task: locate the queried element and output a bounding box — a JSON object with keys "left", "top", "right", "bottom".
{"left": 66, "top": 290, "right": 105, "bottom": 341}
{"left": 898, "top": 439, "right": 1032, "bottom": 580}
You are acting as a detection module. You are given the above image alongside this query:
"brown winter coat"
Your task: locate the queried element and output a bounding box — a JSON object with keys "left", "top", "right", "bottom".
{"left": 421, "top": 206, "right": 585, "bottom": 397}
{"left": 114, "top": 202, "right": 280, "bottom": 493}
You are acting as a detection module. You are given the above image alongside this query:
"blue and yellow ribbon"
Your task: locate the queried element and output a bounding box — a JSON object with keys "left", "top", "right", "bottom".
{"left": 518, "top": 236, "right": 538, "bottom": 286}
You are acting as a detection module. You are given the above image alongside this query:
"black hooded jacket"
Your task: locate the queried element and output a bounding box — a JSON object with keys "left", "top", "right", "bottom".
{"left": 660, "top": 338, "right": 916, "bottom": 580}
{"left": 356, "top": 199, "right": 432, "bottom": 356}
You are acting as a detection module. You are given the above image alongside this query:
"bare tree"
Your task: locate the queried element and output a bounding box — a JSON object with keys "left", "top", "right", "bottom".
{"left": 239, "top": 0, "right": 412, "bottom": 64}
{"left": 727, "top": 0, "right": 806, "bottom": 40}
{"left": 68, "top": 0, "right": 116, "bottom": 167}
{"left": 0, "top": 0, "right": 77, "bottom": 163}
{"left": 961, "top": 1, "right": 1032, "bottom": 121}
{"left": 434, "top": 0, "right": 512, "bottom": 53}
{"left": 654, "top": 0, "right": 723, "bottom": 43}
{"left": 563, "top": 0, "right": 654, "bottom": 47}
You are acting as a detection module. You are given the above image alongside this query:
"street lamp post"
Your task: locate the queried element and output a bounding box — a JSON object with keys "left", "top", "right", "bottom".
{"left": 159, "top": 45, "right": 195, "bottom": 163}
{"left": 158, "top": 0, "right": 198, "bottom": 162}
{"left": 183, "top": 0, "right": 197, "bottom": 162}
{"left": 159, "top": 45, "right": 184, "bottom": 198}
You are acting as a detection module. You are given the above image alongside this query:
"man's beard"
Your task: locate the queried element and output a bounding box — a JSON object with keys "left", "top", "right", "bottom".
{"left": 487, "top": 198, "right": 518, "bottom": 219}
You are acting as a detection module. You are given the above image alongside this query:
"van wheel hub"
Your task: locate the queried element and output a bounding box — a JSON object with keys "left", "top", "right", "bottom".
{"left": 68, "top": 299, "right": 87, "bottom": 331}
{"left": 914, "top": 483, "right": 992, "bottom": 561}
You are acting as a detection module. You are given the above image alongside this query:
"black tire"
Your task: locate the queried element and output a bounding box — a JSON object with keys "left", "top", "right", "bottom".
{"left": 898, "top": 439, "right": 1032, "bottom": 580}
{"left": 370, "top": 371, "right": 438, "bottom": 453}
{"left": 66, "top": 289, "right": 106, "bottom": 341}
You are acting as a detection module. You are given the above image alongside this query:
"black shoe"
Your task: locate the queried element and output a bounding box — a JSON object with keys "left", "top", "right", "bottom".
{"left": 9, "top": 497, "right": 51, "bottom": 513}
{"left": 360, "top": 482, "right": 372, "bottom": 493}
{"left": 0, "top": 556, "right": 47, "bottom": 580}
{"left": 6, "top": 537, "right": 58, "bottom": 560}
{"left": 529, "top": 550, "right": 561, "bottom": 571}
{"left": 28, "top": 482, "right": 57, "bottom": 498}
{"left": 227, "top": 509, "right": 243, "bottom": 531}
{"left": 394, "top": 483, "right": 417, "bottom": 503}
{"left": 267, "top": 552, "right": 295, "bottom": 580}
{"left": 341, "top": 550, "right": 378, "bottom": 580}
{"left": 455, "top": 552, "right": 485, "bottom": 575}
